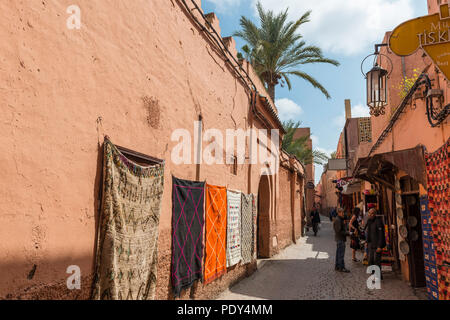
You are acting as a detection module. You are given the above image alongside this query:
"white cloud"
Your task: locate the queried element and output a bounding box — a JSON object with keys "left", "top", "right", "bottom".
{"left": 253, "top": 0, "right": 416, "bottom": 55}
{"left": 310, "top": 135, "right": 319, "bottom": 146}
{"left": 333, "top": 103, "right": 370, "bottom": 128}
{"left": 316, "top": 147, "right": 334, "bottom": 158}
{"left": 275, "top": 98, "right": 303, "bottom": 122}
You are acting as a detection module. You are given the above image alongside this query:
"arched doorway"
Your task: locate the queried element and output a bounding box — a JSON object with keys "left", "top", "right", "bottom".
{"left": 257, "top": 175, "right": 271, "bottom": 258}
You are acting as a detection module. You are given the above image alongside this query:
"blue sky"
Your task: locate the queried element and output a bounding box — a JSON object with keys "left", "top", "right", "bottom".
{"left": 201, "top": 0, "right": 428, "bottom": 183}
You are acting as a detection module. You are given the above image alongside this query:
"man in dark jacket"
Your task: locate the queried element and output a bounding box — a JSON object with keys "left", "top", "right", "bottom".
{"left": 366, "top": 208, "right": 386, "bottom": 279}
{"left": 333, "top": 208, "right": 350, "bottom": 272}
{"left": 310, "top": 205, "right": 321, "bottom": 236}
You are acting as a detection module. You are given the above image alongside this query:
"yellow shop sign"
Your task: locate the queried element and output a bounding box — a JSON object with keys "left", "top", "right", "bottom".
{"left": 389, "top": 4, "right": 450, "bottom": 80}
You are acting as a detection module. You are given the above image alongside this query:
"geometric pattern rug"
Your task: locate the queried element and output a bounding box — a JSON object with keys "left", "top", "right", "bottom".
{"left": 241, "top": 193, "right": 254, "bottom": 265}
{"left": 204, "top": 184, "right": 227, "bottom": 284}
{"left": 91, "top": 138, "right": 164, "bottom": 300}
{"left": 226, "top": 190, "right": 242, "bottom": 267}
{"left": 425, "top": 138, "right": 450, "bottom": 300}
{"left": 252, "top": 195, "right": 258, "bottom": 260}
{"left": 420, "top": 195, "right": 440, "bottom": 300}
{"left": 171, "top": 177, "right": 205, "bottom": 298}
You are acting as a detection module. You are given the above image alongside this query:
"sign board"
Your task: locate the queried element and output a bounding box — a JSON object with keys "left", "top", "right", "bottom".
{"left": 327, "top": 159, "right": 347, "bottom": 171}
{"left": 306, "top": 182, "right": 315, "bottom": 189}
{"left": 389, "top": 4, "right": 450, "bottom": 81}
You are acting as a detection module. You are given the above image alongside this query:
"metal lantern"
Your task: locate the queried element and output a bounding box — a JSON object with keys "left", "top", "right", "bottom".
{"left": 361, "top": 44, "right": 393, "bottom": 117}
{"left": 366, "top": 65, "right": 388, "bottom": 116}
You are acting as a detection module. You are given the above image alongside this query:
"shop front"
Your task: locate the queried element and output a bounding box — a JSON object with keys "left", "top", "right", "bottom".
{"left": 354, "top": 146, "right": 428, "bottom": 288}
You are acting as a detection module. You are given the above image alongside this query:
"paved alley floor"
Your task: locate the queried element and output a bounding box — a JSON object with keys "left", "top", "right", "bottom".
{"left": 218, "top": 219, "right": 422, "bottom": 300}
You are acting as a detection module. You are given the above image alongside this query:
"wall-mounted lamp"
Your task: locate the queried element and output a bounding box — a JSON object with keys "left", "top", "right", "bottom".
{"left": 361, "top": 44, "right": 393, "bottom": 117}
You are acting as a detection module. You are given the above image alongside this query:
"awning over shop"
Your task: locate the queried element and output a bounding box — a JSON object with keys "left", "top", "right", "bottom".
{"left": 353, "top": 145, "right": 427, "bottom": 187}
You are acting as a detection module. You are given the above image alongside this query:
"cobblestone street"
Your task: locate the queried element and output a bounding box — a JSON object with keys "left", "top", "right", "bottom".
{"left": 218, "top": 219, "right": 423, "bottom": 300}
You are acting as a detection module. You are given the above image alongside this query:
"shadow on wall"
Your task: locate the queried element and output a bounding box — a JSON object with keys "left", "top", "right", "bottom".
{"left": 0, "top": 145, "right": 104, "bottom": 300}
{"left": 0, "top": 254, "right": 95, "bottom": 300}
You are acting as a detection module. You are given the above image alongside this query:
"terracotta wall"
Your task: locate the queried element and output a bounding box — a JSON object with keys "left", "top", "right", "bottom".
{"left": 294, "top": 174, "right": 303, "bottom": 239}
{"left": 293, "top": 128, "right": 315, "bottom": 214}
{"left": 428, "top": 0, "right": 449, "bottom": 14}
{"left": 319, "top": 169, "right": 338, "bottom": 214}
{"left": 278, "top": 168, "right": 291, "bottom": 249}
{"left": 0, "top": 0, "right": 303, "bottom": 299}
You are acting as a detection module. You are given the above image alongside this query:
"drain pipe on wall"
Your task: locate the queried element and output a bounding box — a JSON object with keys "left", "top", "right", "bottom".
{"left": 195, "top": 115, "right": 203, "bottom": 181}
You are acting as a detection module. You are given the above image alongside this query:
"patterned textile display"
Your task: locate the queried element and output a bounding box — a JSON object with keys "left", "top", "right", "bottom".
{"left": 252, "top": 195, "right": 258, "bottom": 259}
{"left": 241, "top": 193, "right": 254, "bottom": 265}
{"left": 226, "top": 190, "right": 242, "bottom": 267}
{"left": 204, "top": 184, "right": 227, "bottom": 284}
{"left": 92, "top": 138, "right": 164, "bottom": 300}
{"left": 425, "top": 138, "right": 450, "bottom": 300}
{"left": 171, "top": 177, "right": 205, "bottom": 297}
{"left": 420, "top": 196, "right": 440, "bottom": 300}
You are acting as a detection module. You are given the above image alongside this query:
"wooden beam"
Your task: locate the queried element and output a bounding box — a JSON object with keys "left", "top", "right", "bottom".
{"left": 368, "top": 174, "right": 395, "bottom": 190}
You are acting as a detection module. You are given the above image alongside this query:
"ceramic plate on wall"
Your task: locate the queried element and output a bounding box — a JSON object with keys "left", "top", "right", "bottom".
{"left": 397, "top": 208, "right": 404, "bottom": 219}
{"left": 407, "top": 196, "right": 417, "bottom": 206}
{"left": 399, "top": 225, "right": 408, "bottom": 238}
{"left": 395, "top": 194, "right": 402, "bottom": 205}
{"left": 407, "top": 216, "right": 418, "bottom": 227}
{"left": 410, "top": 230, "right": 419, "bottom": 241}
{"left": 400, "top": 240, "right": 410, "bottom": 255}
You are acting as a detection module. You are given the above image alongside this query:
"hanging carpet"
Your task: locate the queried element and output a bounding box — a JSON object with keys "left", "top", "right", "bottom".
{"left": 204, "top": 184, "right": 227, "bottom": 284}
{"left": 91, "top": 138, "right": 165, "bottom": 300}
{"left": 252, "top": 195, "right": 258, "bottom": 260}
{"left": 241, "top": 193, "right": 254, "bottom": 265}
{"left": 425, "top": 138, "right": 450, "bottom": 300}
{"left": 171, "top": 176, "right": 205, "bottom": 297}
{"left": 420, "top": 196, "right": 439, "bottom": 300}
{"left": 226, "top": 190, "right": 242, "bottom": 267}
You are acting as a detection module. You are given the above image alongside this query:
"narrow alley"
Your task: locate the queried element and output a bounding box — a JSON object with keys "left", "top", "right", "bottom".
{"left": 1, "top": 0, "right": 448, "bottom": 305}
{"left": 218, "top": 220, "right": 422, "bottom": 300}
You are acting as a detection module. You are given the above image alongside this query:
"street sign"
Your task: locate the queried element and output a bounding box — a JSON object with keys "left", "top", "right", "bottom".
{"left": 389, "top": 4, "right": 450, "bottom": 81}
{"left": 327, "top": 158, "right": 347, "bottom": 171}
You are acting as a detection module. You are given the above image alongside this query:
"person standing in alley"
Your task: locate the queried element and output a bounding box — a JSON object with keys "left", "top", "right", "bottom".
{"left": 329, "top": 207, "right": 337, "bottom": 221}
{"left": 310, "top": 205, "right": 321, "bottom": 236}
{"left": 334, "top": 208, "right": 350, "bottom": 272}
{"left": 349, "top": 207, "right": 361, "bottom": 262}
{"left": 361, "top": 203, "right": 375, "bottom": 265}
{"left": 366, "top": 208, "right": 386, "bottom": 279}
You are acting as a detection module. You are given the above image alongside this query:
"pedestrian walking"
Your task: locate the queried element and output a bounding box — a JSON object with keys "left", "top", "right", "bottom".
{"left": 365, "top": 208, "right": 386, "bottom": 279}
{"left": 310, "top": 205, "right": 321, "bottom": 236}
{"left": 329, "top": 207, "right": 337, "bottom": 221}
{"left": 333, "top": 208, "right": 350, "bottom": 273}
{"left": 349, "top": 207, "right": 361, "bottom": 262}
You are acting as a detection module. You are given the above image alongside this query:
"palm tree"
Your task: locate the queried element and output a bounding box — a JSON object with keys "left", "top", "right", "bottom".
{"left": 282, "top": 120, "right": 329, "bottom": 165}
{"left": 234, "top": 2, "right": 339, "bottom": 101}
